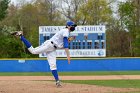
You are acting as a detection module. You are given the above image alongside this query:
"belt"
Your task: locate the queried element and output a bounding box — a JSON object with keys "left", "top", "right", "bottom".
{"left": 51, "top": 41, "right": 57, "bottom": 49}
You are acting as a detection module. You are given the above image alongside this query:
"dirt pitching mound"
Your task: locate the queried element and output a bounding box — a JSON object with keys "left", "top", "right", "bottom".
{"left": 0, "top": 81, "right": 139, "bottom": 93}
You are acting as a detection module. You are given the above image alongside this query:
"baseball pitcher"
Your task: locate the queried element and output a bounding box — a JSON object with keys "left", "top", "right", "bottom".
{"left": 11, "top": 21, "right": 77, "bottom": 87}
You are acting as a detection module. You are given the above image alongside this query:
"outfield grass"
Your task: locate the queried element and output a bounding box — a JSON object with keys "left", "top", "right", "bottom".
{"left": 62, "top": 80, "right": 140, "bottom": 88}
{"left": 120, "top": 91, "right": 140, "bottom": 93}
{"left": 0, "top": 71, "right": 140, "bottom": 76}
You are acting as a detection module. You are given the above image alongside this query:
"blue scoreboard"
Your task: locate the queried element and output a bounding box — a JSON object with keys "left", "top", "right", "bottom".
{"left": 39, "top": 26, "right": 106, "bottom": 57}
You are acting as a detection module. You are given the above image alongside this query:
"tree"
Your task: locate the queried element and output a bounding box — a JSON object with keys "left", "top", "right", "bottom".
{"left": 106, "top": 21, "right": 131, "bottom": 57}
{"left": 132, "top": 0, "right": 140, "bottom": 56}
{"left": 118, "top": 0, "right": 140, "bottom": 56}
{"left": 76, "top": 0, "right": 113, "bottom": 25}
{"left": 56, "top": 0, "right": 85, "bottom": 23}
{"left": 0, "top": 25, "right": 29, "bottom": 58}
{"left": 0, "top": 0, "right": 64, "bottom": 58}
{"left": 0, "top": 0, "right": 9, "bottom": 21}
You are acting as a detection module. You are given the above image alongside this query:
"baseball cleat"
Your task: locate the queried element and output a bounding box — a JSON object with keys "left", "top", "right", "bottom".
{"left": 56, "top": 80, "right": 62, "bottom": 88}
{"left": 10, "top": 31, "right": 23, "bottom": 36}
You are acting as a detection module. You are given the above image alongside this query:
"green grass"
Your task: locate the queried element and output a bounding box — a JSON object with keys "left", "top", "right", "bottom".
{"left": 62, "top": 80, "right": 140, "bottom": 88}
{"left": 0, "top": 72, "right": 50, "bottom": 76}
{"left": 120, "top": 91, "right": 140, "bottom": 93}
{"left": 1, "top": 71, "right": 140, "bottom": 76}
{"left": 57, "top": 71, "right": 140, "bottom": 76}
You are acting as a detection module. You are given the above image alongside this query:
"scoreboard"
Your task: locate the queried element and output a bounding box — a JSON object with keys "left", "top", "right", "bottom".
{"left": 39, "top": 26, "right": 106, "bottom": 57}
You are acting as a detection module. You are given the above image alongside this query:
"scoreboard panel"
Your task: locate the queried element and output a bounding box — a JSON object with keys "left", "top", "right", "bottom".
{"left": 39, "top": 26, "right": 106, "bottom": 57}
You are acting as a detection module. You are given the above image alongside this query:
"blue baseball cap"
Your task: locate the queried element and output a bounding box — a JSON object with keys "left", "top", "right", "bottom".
{"left": 66, "top": 21, "right": 77, "bottom": 27}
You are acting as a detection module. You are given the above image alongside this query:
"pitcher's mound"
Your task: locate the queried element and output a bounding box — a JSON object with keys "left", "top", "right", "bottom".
{"left": 0, "top": 81, "right": 139, "bottom": 93}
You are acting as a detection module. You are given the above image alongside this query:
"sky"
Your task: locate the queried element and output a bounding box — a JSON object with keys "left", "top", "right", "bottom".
{"left": 10, "top": 0, "right": 17, "bottom": 3}
{"left": 10, "top": 0, "right": 126, "bottom": 14}
{"left": 10, "top": 0, "right": 32, "bottom": 4}
{"left": 10, "top": 0, "right": 127, "bottom": 4}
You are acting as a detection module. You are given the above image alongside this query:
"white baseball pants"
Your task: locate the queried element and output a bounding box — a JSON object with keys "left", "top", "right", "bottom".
{"left": 28, "top": 40, "right": 57, "bottom": 70}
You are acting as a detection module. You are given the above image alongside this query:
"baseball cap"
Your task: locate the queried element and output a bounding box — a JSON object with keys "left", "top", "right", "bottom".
{"left": 66, "top": 21, "right": 77, "bottom": 27}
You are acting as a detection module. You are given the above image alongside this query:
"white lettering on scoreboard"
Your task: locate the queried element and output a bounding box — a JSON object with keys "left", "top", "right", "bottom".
{"left": 39, "top": 25, "right": 106, "bottom": 57}
{"left": 40, "top": 49, "right": 106, "bottom": 57}
{"left": 39, "top": 26, "right": 105, "bottom": 34}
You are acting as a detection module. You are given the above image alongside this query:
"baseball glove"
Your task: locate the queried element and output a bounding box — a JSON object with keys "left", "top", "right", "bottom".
{"left": 68, "top": 37, "right": 75, "bottom": 42}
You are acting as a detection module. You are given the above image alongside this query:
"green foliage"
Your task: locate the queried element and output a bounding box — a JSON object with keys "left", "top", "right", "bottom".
{"left": 118, "top": 1, "right": 135, "bottom": 29}
{"left": 106, "top": 29, "right": 130, "bottom": 57}
{"left": 0, "top": 0, "right": 63, "bottom": 58}
{"left": 0, "top": 25, "right": 32, "bottom": 58}
{"left": 133, "top": 27, "right": 140, "bottom": 56}
{"left": 118, "top": 1, "right": 140, "bottom": 56}
{"left": 0, "top": 0, "right": 140, "bottom": 57}
{"left": 0, "top": 0, "right": 9, "bottom": 21}
{"left": 77, "top": 0, "right": 113, "bottom": 25}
